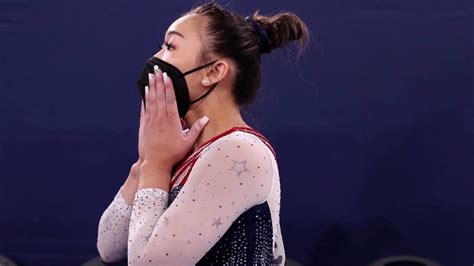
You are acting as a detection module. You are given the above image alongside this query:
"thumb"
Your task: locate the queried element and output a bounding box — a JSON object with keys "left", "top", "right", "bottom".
{"left": 185, "top": 116, "right": 209, "bottom": 144}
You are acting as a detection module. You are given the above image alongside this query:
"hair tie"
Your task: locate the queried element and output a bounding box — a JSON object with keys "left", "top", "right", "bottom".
{"left": 245, "top": 16, "right": 271, "bottom": 54}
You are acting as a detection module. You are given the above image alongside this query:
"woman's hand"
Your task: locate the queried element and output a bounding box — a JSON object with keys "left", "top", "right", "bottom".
{"left": 138, "top": 102, "right": 146, "bottom": 165}
{"left": 119, "top": 159, "right": 141, "bottom": 205}
{"left": 130, "top": 159, "right": 141, "bottom": 177}
{"left": 138, "top": 102, "right": 189, "bottom": 165}
{"left": 140, "top": 65, "right": 209, "bottom": 174}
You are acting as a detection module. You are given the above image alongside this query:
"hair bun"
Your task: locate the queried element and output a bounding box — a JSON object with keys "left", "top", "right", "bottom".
{"left": 250, "top": 10, "right": 309, "bottom": 55}
{"left": 245, "top": 16, "right": 272, "bottom": 54}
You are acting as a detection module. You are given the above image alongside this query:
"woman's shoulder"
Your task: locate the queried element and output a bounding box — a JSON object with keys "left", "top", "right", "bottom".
{"left": 193, "top": 129, "right": 276, "bottom": 185}
{"left": 203, "top": 129, "right": 276, "bottom": 162}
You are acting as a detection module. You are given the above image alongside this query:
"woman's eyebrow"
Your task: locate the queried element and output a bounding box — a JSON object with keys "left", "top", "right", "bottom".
{"left": 166, "top": 30, "right": 184, "bottom": 39}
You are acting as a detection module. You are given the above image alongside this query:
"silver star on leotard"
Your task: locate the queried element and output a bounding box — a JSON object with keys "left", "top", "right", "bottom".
{"left": 163, "top": 216, "right": 170, "bottom": 227}
{"left": 228, "top": 160, "right": 250, "bottom": 177}
{"left": 212, "top": 217, "right": 223, "bottom": 229}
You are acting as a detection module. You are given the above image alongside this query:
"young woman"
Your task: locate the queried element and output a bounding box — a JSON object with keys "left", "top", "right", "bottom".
{"left": 97, "top": 2, "right": 309, "bottom": 265}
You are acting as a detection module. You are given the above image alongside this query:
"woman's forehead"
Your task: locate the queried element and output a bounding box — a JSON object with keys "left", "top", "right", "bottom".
{"left": 166, "top": 14, "right": 204, "bottom": 40}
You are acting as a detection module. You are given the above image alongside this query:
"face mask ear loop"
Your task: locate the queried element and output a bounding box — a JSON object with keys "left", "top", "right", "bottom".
{"left": 182, "top": 60, "right": 218, "bottom": 76}
{"left": 190, "top": 82, "right": 219, "bottom": 104}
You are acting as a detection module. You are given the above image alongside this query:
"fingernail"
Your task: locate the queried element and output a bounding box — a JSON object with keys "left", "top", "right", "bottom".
{"left": 163, "top": 72, "right": 169, "bottom": 82}
{"left": 145, "top": 86, "right": 149, "bottom": 95}
{"left": 148, "top": 73, "right": 154, "bottom": 80}
{"left": 200, "top": 116, "right": 209, "bottom": 126}
{"left": 154, "top": 65, "right": 161, "bottom": 73}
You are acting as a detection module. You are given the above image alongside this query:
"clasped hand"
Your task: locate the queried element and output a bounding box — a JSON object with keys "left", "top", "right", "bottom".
{"left": 138, "top": 65, "right": 209, "bottom": 174}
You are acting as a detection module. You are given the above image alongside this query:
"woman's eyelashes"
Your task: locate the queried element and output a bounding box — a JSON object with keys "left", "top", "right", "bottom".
{"left": 161, "top": 41, "right": 174, "bottom": 51}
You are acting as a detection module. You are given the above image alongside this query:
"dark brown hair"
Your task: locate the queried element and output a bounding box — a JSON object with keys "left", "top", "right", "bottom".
{"left": 184, "top": 2, "right": 310, "bottom": 107}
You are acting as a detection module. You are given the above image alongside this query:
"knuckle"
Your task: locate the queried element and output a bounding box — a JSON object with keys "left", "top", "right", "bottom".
{"left": 166, "top": 94, "right": 175, "bottom": 103}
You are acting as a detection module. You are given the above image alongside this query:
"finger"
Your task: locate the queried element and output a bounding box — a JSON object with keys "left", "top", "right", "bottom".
{"left": 140, "top": 100, "right": 145, "bottom": 124}
{"left": 144, "top": 85, "right": 151, "bottom": 123}
{"left": 153, "top": 65, "right": 166, "bottom": 119}
{"left": 163, "top": 72, "right": 179, "bottom": 118}
{"left": 185, "top": 116, "right": 209, "bottom": 143}
{"left": 148, "top": 72, "right": 157, "bottom": 120}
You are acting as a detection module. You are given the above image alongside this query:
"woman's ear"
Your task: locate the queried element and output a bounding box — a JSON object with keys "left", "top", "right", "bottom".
{"left": 203, "top": 59, "right": 229, "bottom": 86}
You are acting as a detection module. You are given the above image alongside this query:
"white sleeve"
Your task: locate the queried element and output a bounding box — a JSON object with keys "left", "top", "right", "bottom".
{"left": 97, "top": 189, "right": 133, "bottom": 263}
{"left": 127, "top": 132, "right": 274, "bottom": 265}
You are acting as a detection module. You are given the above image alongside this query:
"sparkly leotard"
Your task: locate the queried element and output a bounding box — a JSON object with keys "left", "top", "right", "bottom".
{"left": 97, "top": 127, "right": 285, "bottom": 265}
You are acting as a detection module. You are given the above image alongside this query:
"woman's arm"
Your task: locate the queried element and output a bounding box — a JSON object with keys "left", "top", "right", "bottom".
{"left": 127, "top": 132, "right": 274, "bottom": 265}
{"left": 119, "top": 161, "right": 141, "bottom": 205}
{"left": 97, "top": 160, "right": 141, "bottom": 263}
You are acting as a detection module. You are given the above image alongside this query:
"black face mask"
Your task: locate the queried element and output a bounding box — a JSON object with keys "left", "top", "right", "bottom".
{"left": 137, "top": 56, "right": 219, "bottom": 118}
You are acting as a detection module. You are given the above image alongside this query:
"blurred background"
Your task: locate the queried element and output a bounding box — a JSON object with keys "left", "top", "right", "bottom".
{"left": 0, "top": 0, "right": 472, "bottom": 265}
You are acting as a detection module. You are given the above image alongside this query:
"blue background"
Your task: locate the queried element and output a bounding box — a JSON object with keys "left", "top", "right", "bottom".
{"left": 1, "top": 0, "right": 472, "bottom": 265}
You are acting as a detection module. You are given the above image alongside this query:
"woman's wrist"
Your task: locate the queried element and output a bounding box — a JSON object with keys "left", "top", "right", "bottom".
{"left": 130, "top": 161, "right": 141, "bottom": 178}
{"left": 119, "top": 161, "right": 142, "bottom": 206}
{"left": 138, "top": 160, "right": 171, "bottom": 192}
{"left": 139, "top": 159, "right": 172, "bottom": 174}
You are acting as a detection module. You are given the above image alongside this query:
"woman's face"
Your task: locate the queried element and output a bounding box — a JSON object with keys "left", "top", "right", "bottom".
{"left": 153, "top": 14, "right": 209, "bottom": 102}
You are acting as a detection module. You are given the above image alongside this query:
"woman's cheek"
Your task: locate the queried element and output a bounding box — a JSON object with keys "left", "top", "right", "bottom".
{"left": 185, "top": 76, "right": 200, "bottom": 96}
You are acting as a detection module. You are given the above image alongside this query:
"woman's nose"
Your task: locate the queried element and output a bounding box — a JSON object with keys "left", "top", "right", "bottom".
{"left": 154, "top": 50, "right": 163, "bottom": 59}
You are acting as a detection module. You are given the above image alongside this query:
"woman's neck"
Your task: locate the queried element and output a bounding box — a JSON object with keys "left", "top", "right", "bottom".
{"left": 184, "top": 107, "right": 250, "bottom": 151}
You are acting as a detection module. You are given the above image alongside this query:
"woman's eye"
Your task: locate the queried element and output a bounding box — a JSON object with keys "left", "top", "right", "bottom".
{"left": 161, "top": 42, "right": 174, "bottom": 51}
